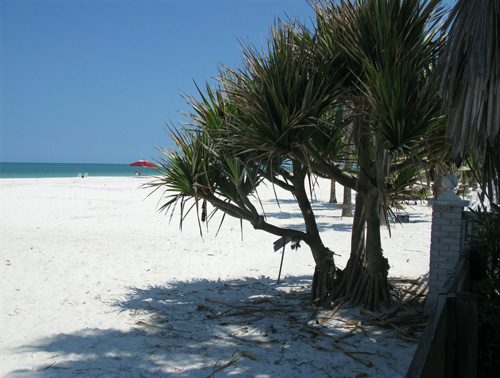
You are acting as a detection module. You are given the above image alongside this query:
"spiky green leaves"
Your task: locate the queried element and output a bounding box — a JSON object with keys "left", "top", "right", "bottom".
{"left": 151, "top": 124, "right": 258, "bottom": 219}
{"left": 362, "top": 60, "right": 444, "bottom": 152}
{"left": 220, "top": 22, "right": 345, "bottom": 158}
{"left": 315, "top": 0, "right": 445, "bottom": 151}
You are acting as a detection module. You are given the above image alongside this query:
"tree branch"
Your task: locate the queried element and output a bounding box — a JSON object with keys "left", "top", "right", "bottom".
{"left": 206, "top": 193, "right": 309, "bottom": 242}
{"left": 206, "top": 194, "right": 253, "bottom": 221}
{"left": 236, "top": 185, "right": 259, "bottom": 217}
{"left": 389, "top": 155, "right": 421, "bottom": 174}
{"left": 252, "top": 215, "right": 309, "bottom": 241}
{"left": 262, "top": 170, "right": 296, "bottom": 193}
{"left": 295, "top": 142, "right": 359, "bottom": 191}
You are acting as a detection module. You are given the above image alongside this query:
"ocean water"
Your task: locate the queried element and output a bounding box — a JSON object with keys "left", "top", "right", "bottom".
{"left": 0, "top": 162, "right": 156, "bottom": 179}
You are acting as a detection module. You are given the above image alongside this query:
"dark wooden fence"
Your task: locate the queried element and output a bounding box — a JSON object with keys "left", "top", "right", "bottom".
{"left": 405, "top": 249, "right": 478, "bottom": 378}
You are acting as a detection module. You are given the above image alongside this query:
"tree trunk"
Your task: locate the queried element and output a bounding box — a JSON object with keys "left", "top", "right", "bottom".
{"left": 329, "top": 179, "right": 337, "bottom": 203}
{"left": 362, "top": 189, "right": 390, "bottom": 309}
{"left": 379, "top": 206, "right": 387, "bottom": 227}
{"left": 433, "top": 165, "right": 444, "bottom": 199}
{"left": 342, "top": 143, "right": 353, "bottom": 217}
{"left": 333, "top": 190, "right": 390, "bottom": 310}
{"left": 332, "top": 190, "right": 367, "bottom": 300}
{"left": 331, "top": 127, "right": 390, "bottom": 310}
{"left": 310, "top": 245, "right": 336, "bottom": 306}
{"left": 342, "top": 186, "right": 353, "bottom": 217}
{"left": 291, "top": 161, "right": 336, "bottom": 306}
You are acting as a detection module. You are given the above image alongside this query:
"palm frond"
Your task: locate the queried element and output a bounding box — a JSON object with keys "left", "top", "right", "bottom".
{"left": 437, "top": 0, "right": 500, "bottom": 200}
{"left": 438, "top": 0, "right": 500, "bottom": 161}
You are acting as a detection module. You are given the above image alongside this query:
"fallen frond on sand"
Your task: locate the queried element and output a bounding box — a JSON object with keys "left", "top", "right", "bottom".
{"left": 314, "top": 345, "right": 374, "bottom": 368}
{"left": 316, "top": 298, "right": 346, "bottom": 325}
{"left": 205, "top": 351, "right": 257, "bottom": 378}
{"left": 135, "top": 321, "right": 191, "bottom": 333}
{"left": 358, "top": 305, "right": 427, "bottom": 342}
{"left": 301, "top": 324, "right": 373, "bottom": 368}
{"left": 390, "top": 277, "right": 429, "bottom": 306}
{"left": 232, "top": 335, "right": 279, "bottom": 345}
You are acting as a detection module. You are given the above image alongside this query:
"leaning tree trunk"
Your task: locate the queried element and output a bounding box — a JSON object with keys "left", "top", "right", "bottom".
{"left": 310, "top": 244, "right": 336, "bottom": 306}
{"left": 291, "top": 161, "right": 336, "bottom": 306}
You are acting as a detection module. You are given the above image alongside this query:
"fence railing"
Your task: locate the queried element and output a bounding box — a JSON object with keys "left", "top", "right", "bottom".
{"left": 406, "top": 247, "right": 478, "bottom": 378}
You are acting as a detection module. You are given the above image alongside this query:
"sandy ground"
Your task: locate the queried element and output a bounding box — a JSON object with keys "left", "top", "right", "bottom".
{"left": 0, "top": 176, "right": 432, "bottom": 377}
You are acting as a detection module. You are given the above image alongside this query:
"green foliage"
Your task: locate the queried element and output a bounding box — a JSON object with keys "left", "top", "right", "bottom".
{"left": 151, "top": 125, "right": 260, "bottom": 227}
{"left": 468, "top": 204, "right": 500, "bottom": 277}
{"left": 468, "top": 205, "right": 500, "bottom": 377}
{"left": 363, "top": 61, "right": 444, "bottom": 152}
{"left": 151, "top": 0, "right": 451, "bottom": 309}
{"left": 389, "top": 165, "right": 421, "bottom": 193}
{"left": 309, "top": 105, "right": 348, "bottom": 161}
{"left": 314, "top": 0, "right": 447, "bottom": 180}
{"left": 345, "top": 0, "right": 444, "bottom": 152}
{"left": 220, "top": 21, "right": 345, "bottom": 159}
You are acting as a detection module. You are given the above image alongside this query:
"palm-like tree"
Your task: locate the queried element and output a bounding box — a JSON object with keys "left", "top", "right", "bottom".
{"left": 152, "top": 0, "right": 447, "bottom": 310}
{"left": 151, "top": 23, "right": 346, "bottom": 304}
{"left": 307, "top": 0, "right": 446, "bottom": 309}
{"left": 437, "top": 0, "right": 500, "bottom": 202}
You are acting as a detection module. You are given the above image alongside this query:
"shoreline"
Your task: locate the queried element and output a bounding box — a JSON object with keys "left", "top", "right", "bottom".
{"left": 0, "top": 161, "right": 157, "bottom": 179}
{"left": 0, "top": 175, "right": 154, "bottom": 179}
{"left": 0, "top": 175, "right": 152, "bottom": 179}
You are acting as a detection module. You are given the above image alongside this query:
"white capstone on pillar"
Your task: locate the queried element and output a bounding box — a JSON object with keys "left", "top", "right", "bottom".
{"left": 425, "top": 175, "right": 469, "bottom": 314}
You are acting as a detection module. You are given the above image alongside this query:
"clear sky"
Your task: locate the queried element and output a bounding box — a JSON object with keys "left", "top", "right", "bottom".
{"left": 1, "top": 0, "right": 457, "bottom": 164}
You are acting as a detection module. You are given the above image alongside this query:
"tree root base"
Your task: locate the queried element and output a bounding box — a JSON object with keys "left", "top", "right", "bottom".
{"left": 332, "top": 261, "right": 390, "bottom": 311}
{"left": 311, "top": 254, "right": 337, "bottom": 307}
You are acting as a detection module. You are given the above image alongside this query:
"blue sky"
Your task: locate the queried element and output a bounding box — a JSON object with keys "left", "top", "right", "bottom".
{"left": 1, "top": 0, "right": 457, "bottom": 164}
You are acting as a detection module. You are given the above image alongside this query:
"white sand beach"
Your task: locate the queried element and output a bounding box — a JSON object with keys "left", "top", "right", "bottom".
{"left": 0, "top": 176, "right": 432, "bottom": 377}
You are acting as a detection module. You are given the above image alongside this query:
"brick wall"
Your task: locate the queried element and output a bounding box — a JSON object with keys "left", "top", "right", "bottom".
{"left": 425, "top": 188, "right": 469, "bottom": 314}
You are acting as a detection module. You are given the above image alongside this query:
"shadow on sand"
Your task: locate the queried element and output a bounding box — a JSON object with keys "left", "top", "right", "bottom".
{"left": 12, "top": 276, "right": 390, "bottom": 378}
{"left": 11, "top": 274, "right": 420, "bottom": 378}
{"left": 9, "top": 197, "right": 423, "bottom": 377}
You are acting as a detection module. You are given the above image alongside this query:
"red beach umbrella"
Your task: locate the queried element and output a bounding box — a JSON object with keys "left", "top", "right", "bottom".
{"left": 130, "top": 159, "right": 157, "bottom": 168}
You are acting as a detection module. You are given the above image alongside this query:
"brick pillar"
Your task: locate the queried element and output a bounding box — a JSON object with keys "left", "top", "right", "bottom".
{"left": 425, "top": 175, "right": 469, "bottom": 315}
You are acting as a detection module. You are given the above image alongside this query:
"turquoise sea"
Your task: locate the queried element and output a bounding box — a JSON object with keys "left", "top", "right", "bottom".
{"left": 0, "top": 162, "right": 156, "bottom": 179}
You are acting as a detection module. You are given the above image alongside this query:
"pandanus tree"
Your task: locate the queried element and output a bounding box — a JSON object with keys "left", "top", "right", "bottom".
{"left": 152, "top": 0, "right": 447, "bottom": 310}
{"left": 151, "top": 22, "right": 347, "bottom": 304}
{"left": 301, "top": 0, "right": 447, "bottom": 308}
